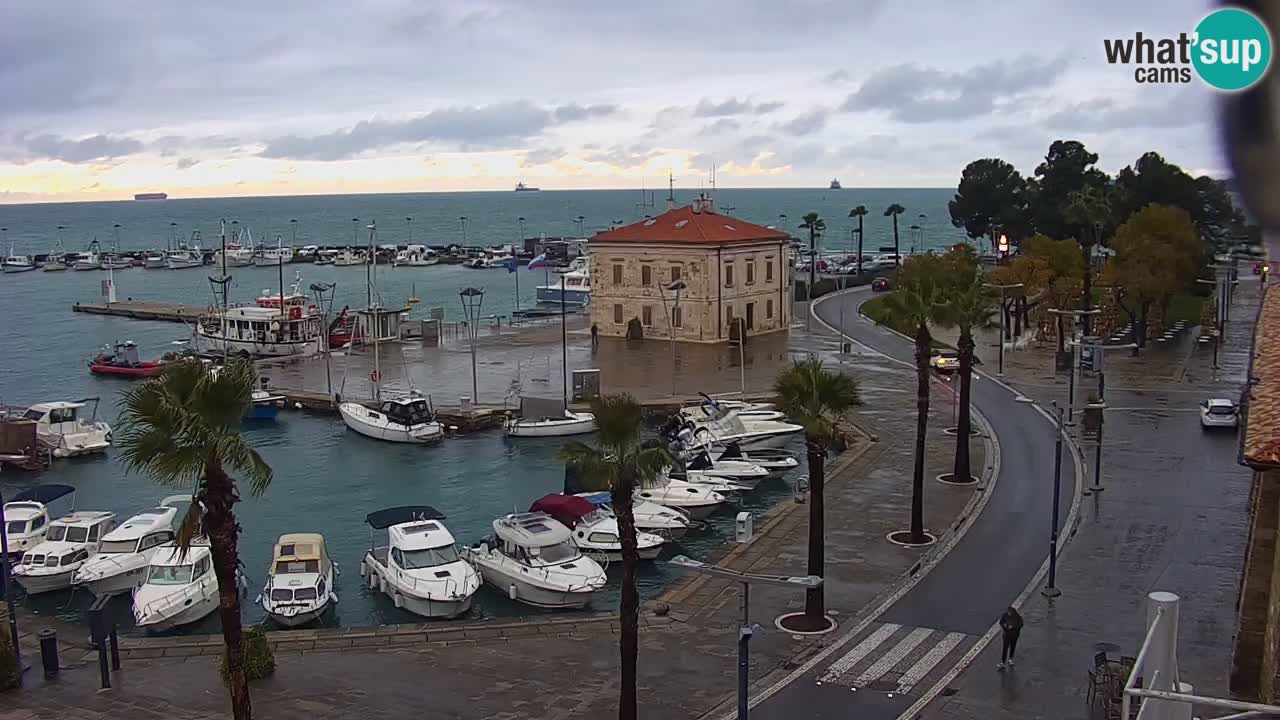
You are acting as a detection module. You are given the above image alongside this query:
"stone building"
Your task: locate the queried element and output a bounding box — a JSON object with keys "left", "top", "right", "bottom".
{"left": 588, "top": 195, "right": 791, "bottom": 343}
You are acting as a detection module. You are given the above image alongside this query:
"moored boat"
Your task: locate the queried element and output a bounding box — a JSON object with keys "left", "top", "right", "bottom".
{"left": 529, "top": 494, "right": 665, "bottom": 562}
{"left": 2, "top": 484, "right": 77, "bottom": 561}
{"left": 88, "top": 341, "right": 165, "bottom": 378}
{"left": 132, "top": 541, "right": 221, "bottom": 631}
{"left": 2, "top": 244, "right": 35, "bottom": 273}
{"left": 360, "top": 506, "right": 479, "bottom": 619}
{"left": 22, "top": 399, "right": 112, "bottom": 457}
{"left": 462, "top": 511, "right": 608, "bottom": 609}
{"left": 259, "top": 533, "right": 338, "bottom": 627}
{"left": 13, "top": 511, "right": 117, "bottom": 595}
{"left": 72, "top": 497, "right": 185, "bottom": 598}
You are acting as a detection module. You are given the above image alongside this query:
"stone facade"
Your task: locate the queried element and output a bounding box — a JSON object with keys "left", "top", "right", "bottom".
{"left": 1232, "top": 469, "right": 1280, "bottom": 701}
{"left": 588, "top": 200, "right": 792, "bottom": 344}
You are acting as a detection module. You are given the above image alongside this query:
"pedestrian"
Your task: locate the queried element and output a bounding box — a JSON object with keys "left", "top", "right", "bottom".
{"left": 590, "top": 322, "right": 599, "bottom": 350}
{"left": 998, "top": 606, "right": 1023, "bottom": 669}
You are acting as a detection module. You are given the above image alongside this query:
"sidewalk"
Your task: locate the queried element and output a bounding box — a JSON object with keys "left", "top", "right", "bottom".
{"left": 918, "top": 276, "right": 1263, "bottom": 719}
{"left": 0, "top": 319, "right": 991, "bottom": 719}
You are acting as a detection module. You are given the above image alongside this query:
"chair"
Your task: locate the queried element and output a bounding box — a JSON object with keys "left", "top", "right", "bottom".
{"left": 1085, "top": 651, "right": 1111, "bottom": 704}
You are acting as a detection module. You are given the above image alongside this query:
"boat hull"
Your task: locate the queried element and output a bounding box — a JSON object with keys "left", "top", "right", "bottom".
{"left": 78, "top": 567, "right": 147, "bottom": 598}
{"left": 338, "top": 403, "right": 443, "bottom": 443}
{"left": 505, "top": 413, "right": 595, "bottom": 437}
{"left": 535, "top": 287, "right": 590, "bottom": 305}
{"left": 143, "top": 258, "right": 167, "bottom": 269}
{"left": 14, "top": 569, "right": 75, "bottom": 595}
{"left": 2, "top": 264, "right": 36, "bottom": 273}
{"left": 266, "top": 602, "right": 332, "bottom": 628}
{"left": 196, "top": 329, "right": 321, "bottom": 358}
{"left": 135, "top": 592, "right": 219, "bottom": 632}
{"left": 245, "top": 402, "right": 280, "bottom": 420}
{"left": 166, "top": 258, "right": 202, "bottom": 269}
{"left": 472, "top": 564, "right": 597, "bottom": 609}
{"left": 89, "top": 363, "right": 164, "bottom": 378}
{"left": 43, "top": 263, "right": 67, "bottom": 272}
{"left": 583, "top": 544, "right": 663, "bottom": 563}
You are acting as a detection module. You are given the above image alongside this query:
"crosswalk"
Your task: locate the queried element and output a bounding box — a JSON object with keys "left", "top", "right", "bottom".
{"left": 815, "top": 622, "right": 978, "bottom": 695}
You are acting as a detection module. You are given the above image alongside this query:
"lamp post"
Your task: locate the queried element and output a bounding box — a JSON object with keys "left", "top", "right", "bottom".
{"left": 1014, "top": 397, "right": 1065, "bottom": 597}
{"left": 290, "top": 218, "right": 298, "bottom": 248}
{"left": 660, "top": 279, "right": 687, "bottom": 398}
{"left": 997, "top": 233, "right": 1009, "bottom": 265}
{"left": 1047, "top": 308, "right": 1101, "bottom": 424}
{"left": 459, "top": 216, "right": 468, "bottom": 245}
{"left": 983, "top": 282, "right": 1024, "bottom": 377}
{"left": 574, "top": 215, "right": 585, "bottom": 237}
{"left": 668, "top": 555, "right": 822, "bottom": 720}
{"left": 405, "top": 216, "right": 413, "bottom": 245}
{"left": 0, "top": 491, "right": 23, "bottom": 687}
{"left": 909, "top": 224, "right": 921, "bottom": 255}
{"left": 517, "top": 216, "right": 527, "bottom": 245}
{"left": 310, "top": 282, "right": 337, "bottom": 400}
{"left": 1070, "top": 339, "right": 1136, "bottom": 495}
{"left": 459, "top": 287, "right": 484, "bottom": 402}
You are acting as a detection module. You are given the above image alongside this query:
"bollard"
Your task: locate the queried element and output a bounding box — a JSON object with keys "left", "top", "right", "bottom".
{"left": 109, "top": 625, "right": 120, "bottom": 671}
{"left": 38, "top": 629, "right": 58, "bottom": 678}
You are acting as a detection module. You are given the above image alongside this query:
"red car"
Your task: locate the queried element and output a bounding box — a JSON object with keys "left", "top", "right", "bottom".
{"left": 871, "top": 277, "right": 891, "bottom": 292}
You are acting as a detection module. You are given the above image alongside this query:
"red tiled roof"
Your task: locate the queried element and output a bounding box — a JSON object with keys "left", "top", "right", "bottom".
{"left": 1246, "top": 286, "right": 1280, "bottom": 466}
{"left": 591, "top": 204, "right": 790, "bottom": 245}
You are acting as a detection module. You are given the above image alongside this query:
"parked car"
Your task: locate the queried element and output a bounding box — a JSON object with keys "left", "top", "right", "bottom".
{"left": 1200, "top": 398, "right": 1239, "bottom": 430}
{"left": 871, "top": 277, "right": 891, "bottom": 292}
{"left": 930, "top": 350, "right": 960, "bottom": 372}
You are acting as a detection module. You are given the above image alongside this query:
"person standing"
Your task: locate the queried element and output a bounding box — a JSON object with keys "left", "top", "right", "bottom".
{"left": 590, "top": 322, "right": 599, "bottom": 351}
{"left": 999, "top": 606, "right": 1023, "bottom": 669}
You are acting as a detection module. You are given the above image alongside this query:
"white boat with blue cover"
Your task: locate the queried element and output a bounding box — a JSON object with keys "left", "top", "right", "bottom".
{"left": 360, "top": 506, "right": 479, "bottom": 619}
{"left": 2, "top": 484, "right": 76, "bottom": 561}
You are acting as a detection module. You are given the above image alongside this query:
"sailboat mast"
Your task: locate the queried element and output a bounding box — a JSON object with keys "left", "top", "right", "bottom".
{"left": 277, "top": 234, "right": 285, "bottom": 321}
{"left": 219, "top": 219, "right": 229, "bottom": 362}
{"left": 369, "top": 222, "right": 380, "bottom": 403}
{"left": 560, "top": 275, "right": 568, "bottom": 409}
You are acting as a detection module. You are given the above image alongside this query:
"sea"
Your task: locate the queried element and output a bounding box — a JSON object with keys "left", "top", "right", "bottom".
{"left": 0, "top": 188, "right": 958, "bottom": 635}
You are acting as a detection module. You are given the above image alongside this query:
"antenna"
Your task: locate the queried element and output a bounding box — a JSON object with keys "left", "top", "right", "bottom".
{"left": 666, "top": 171, "right": 676, "bottom": 211}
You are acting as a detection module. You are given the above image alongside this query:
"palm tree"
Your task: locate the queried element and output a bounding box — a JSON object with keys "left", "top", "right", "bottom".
{"left": 848, "top": 206, "right": 869, "bottom": 276}
{"left": 884, "top": 204, "right": 906, "bottom": 269}
{"left": 1065, "top": 186, "right": 1110, "bottom": 335}
{"left": 773, "top": 358, "right": 860, "bottom": 630}
{"left": 880, "top": 255, "right": 944, "bottom": 544}
{"left": 934, "top": 272, "right": 996, "bottom": 484}
{"left": 116, "top": 359, "right": 271, "bottom": 720}
{"left": 559, "top": 395, "right": 672, "bottom": 720}
{"left": 799, "top": 212, "right": 826, "bottom": 300}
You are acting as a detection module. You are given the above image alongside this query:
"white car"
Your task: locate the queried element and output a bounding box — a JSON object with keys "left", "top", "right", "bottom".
{"left": 930, "top": 351, "right": 960, "bottom": 373}
{"left": 1200, "top": 399, "right": 1239, "bottom": 430}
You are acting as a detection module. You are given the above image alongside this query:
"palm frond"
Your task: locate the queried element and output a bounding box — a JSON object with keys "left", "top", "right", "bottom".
{"left": 173, "top": 500, "right": 206, "bottom": 560}
{"left": 214, "top": 434, "right": 273, "bottom": 497}
{"left": 773, "top": 358, "right": 860, "bottom": 445}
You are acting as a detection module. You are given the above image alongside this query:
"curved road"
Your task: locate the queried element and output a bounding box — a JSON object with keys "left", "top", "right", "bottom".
{"left": 747, "top": 288, "right": 1080, "bottom": 719}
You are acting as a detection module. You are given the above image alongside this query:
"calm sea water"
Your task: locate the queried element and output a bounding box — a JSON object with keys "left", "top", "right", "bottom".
{"left": 0, "top": 189, "right": 953, "bottom": 635}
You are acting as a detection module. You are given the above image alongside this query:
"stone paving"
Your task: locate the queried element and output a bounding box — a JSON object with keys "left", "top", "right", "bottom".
{"left": 0, "top": 306, "right": 992, "bottom": 719}
{"left": 917, "top": 275, "right": 1263, "bottom": 720}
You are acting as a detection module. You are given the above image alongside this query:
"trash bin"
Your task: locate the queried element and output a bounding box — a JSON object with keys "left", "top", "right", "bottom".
{"left": 39, "top": 628, "right": 58, "bottom": 678}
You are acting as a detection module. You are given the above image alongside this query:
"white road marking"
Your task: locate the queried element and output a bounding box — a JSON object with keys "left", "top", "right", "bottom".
{"left": 851, "top": 627, "right": 933, "bottom": 687}
{"left": 894, "top": 632, "right": 966, "bottom": 694}
{"left": 816, "top": 623, "right": 900, "bottom": 685}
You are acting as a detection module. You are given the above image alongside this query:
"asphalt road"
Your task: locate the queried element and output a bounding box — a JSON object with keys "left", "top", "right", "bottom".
{"left": 748, "top": 289, "right": 1080, "bottom": 719}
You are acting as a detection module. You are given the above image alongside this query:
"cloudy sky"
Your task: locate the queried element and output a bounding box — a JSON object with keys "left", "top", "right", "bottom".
{"left": 0, "top": 0, "right": 1227, "bottom": 202}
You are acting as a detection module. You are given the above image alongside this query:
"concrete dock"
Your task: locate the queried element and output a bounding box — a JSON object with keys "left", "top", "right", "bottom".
{"left": 72, "top": 300, "right": 206, "bottom": 322}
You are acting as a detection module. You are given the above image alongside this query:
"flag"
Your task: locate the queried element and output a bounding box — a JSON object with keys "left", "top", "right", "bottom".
{"left": 504, "top": 256, "right": 518, "bottom": 273}
{"left": 527, "top": 252, "right": 548, "bottom": 269}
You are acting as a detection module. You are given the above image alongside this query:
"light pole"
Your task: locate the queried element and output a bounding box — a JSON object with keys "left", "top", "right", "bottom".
{"left": 290, "top": 218, "right": 298, "bottom": 248}
{"left": 983, "top": 282, "right": 1023, "bottom": 377}
{"left": 909, "top": 224, "right": 921, "bottom": 254}
{"left": 1015, "top": 397, "right": 1065, "bottom": 597}
{"left": 1071, "top": 339, "right": 1135, "bottom": 495}
{"left": 668, "top": 555, "right": 822, "bottom": 720}
{"left": 1047, "top": 308, "right": 1101, "bottom": 424}
{"left": 517, "top": 216, "right": 527, "bottom": 245}
{"left": 460, "top": 216, "right": 469, "bottom": 245}
{"left": 0, "top": 491, "right": 23, "bottom": 687}
{"left": 405, "top": 216, "right": 413, "bottom": 245}
{"left": 310, "top": 282, "right": 337, "bottom": 401}
{"left": 660, "top": 279, "right": 687, "bottom": 398}
{"left": 574, "top": 215, "right": 585, "bottom": 237}
{"left": 459, "top": 287, "right": 485, "bottom": 403}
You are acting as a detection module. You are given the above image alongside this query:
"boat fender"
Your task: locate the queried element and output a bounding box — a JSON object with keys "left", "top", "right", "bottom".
{"left": 368, "top": 571, "right": 377, "bottom": 589}
{"left": 509, "top": 583, "right": 518, "bottom": 601}
{"left": 393, "top": 593, "right": 403, "bottom": 609}
{"left": 359, "top": 560, "right": 366, "bottom": 577}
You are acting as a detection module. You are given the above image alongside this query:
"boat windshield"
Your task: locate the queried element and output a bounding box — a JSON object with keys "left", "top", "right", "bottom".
{"left": 528, "top": 540, "right": 579, "bottom": 565}
{"left": 45, "top": 525, "right": 67, "bottom": 542}
{"left": 65, "top": 527, "right": 89, "bottom": 543}
{"left": 400, "top": 545, "right": 460, "bottom": 569}
{"left": 6, "top": 520, "right": 26, "bottom": 534}
{"left": 98, "top": 539, "right": 139, "bottom": 554}
{"left": 147, "top": 564, "right": 193, "bottom": 585}
{"left": 275, "top": 560, "right": 320, "bottom": 574}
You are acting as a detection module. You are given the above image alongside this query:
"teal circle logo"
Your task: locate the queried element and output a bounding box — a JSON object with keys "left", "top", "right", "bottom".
{"left": 1192, "top": 7, "right": 1272, "bottom": 91}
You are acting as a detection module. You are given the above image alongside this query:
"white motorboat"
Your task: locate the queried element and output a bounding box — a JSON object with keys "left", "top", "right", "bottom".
{"left": 213, "top": 242, "right": 254, "bottom": 267}
{"left": 530, "top": 494, "right": 665, "bottom": 561}
{"left": 712, "top": 442, "right": 799, "bottom": 475}
{"left": 142, "top": 251, "right": 167, "bottom": 269}
{"left": 254, "top": 242, "right": 293, "bottom": 267}
{"left": 166, "top": 233, "right": 204, "bottom": 269}
{"left": 684, "top": 408, "right": 803, "bottom": 450}
{"left": 674, "top": 449, "right": 770, "bottom": 486}
{"left": 505, "top": 408, "right": 596, "bottom": 437}
{"left": 259, "top": 533, "right": 339, "bottom": 627}
{"left": 2, "top": 244, "right": 35, "bottom": 273}
{"left": 72, "top": 497, "right": 185, "bottom": 598}
{"left": 635, "top": 478, "right": 726, "bottom": 520}
{"left": 575, "top": 493, "right": 693, "bottom": 540}
{"left": 43, "top": 234, "right": 68, "bottom": 271}
{"left": 359, "top": 506, "right": 479, "bottom": 619}
{"left": 132, "top": 542, "right": 221, "bottom": 632}
{"left": 13, "top": 511, "right": 116, "bottom": 595}
{"left": 99, "top": 253, "right": 133, "bottom": 270}
{"left": 680, "top": 395, "right": 785, "bottom": 423}
{"left": 22, "top": 399, "right": 112, "bottom": 457}
{"left": 71, "top": 241, "right": 102, "bottom": 271}
{"left": 332, "top": 249, "right": 366, "bottom": 266}
{"left": 392, "top": 245, "right": 439, "bottom": 266}
{"left": 340, "top": 395, "right": 444, "bottom": 443}
{"left": 2, "top": 484, "right": 76, "bottom": 561}
{"left": 463, "top": 512, "right": 608, "bottom": 609}
{"left": 535, "top": 257, "right": 591, "bottom": 306}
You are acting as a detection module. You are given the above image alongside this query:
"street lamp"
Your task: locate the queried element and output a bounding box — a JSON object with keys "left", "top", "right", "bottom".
{"left": 660, "top": 279, "right": 687, "bottom": 398}
{"left": 290, "top": 218, "right": 298, "bottom": 247}
{"left": 459, "top": 287, "right": 485, "bottom": 403}
{"left": 982, "top": 282, "right": 1024, "bottom": 376}
{"left": 1047, "top": 308, "right": 1101, "bottom": 423}
{"left": 1014, "top": 397, "right": 1065, "bottom": 597}
{"left": 1069, "top": 338, "right": 1136, "bottom": 495}
{"left": 574, "top": 215, "right": 585, "bottom": 237}
{"left": 350, "top": 218, "right": 359, "bottom": 248}
{"left": 997, "top": 233, "right": 1009, "bottom": 264}
{"left": 405, "top": 216, "right": 413, "bottom": 245}
{"left": 668, "top": 555, "right": 821, "bottom": 720}
{"left": 459, "top": 216, "right": 469, "bottom": 245}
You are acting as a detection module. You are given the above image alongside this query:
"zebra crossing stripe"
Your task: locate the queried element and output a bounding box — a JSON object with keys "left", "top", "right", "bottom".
{"left": 816, "top": 623, "right": 900, "bottom": 685}
{"left": 894, "top": 632, "right": 966, "bottom": 694}
{"left": 851, "top": 627, "right": 933, "bottom": 687}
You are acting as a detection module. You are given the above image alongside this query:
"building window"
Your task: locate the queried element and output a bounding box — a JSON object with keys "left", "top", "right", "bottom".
{"left": 642, "top": 305, "right": 653, "bottom": 326}
{"left": 726, "top": 305, "right": 734, "bottom": 329}
{"left": 724, "top": 263, "right": 735, "bottom": 288}
{"left": 746, "top": 302, "right": 755, "bottom": 330}
{"left": 672, "top": 306, "right": 683, "bottom": 328}
{"left": 671, "top": 265, "right": 682, "bottom": 283}
{"left": 746, "top": 260, "right": 756, "bottom": 285}
{"left": 766, "top": 260, "right": 774, "bottom": 283}
{"left": 641, "top": 265, "right": 652, "bottom": 287}
{"left": 613, "top": 304, "right": 623, "bottom": 324}
{"left": 613, "top": 264, "right": 623, "bottom": 285}
{"left": 766, "top": 299, "right": 774, "bottom": 319}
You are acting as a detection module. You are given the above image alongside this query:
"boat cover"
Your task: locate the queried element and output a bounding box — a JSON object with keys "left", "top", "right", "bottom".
{"left": 529, "top": 494, "right": 596, "bottom": 529}
{"left": 365, "top": 505, "right": 446, "bottom": 529}
{"left": 719, "top": 442, "right": 745, "bottom": 460}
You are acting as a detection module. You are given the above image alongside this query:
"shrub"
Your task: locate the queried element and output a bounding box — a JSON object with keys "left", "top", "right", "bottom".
{"left": 219, "top": 627, "right": 275, "bottom": 682}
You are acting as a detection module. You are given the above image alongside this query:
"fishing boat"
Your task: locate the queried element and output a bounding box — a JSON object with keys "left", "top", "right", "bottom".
{"left": 328, "top": 307, "right": 356, "bottom": 348}
{"left": 2, "top": 484, "right": 76, "bottom": 561}
{"left": 43, "top": 232, "right": 68, "bottom": 271}
{"left": 142, "top": 250, "right": 167, "bottom": 269}
{"left": 197, "top": 303, "right": 323, "bottom": 357}
{"left": 22, "top": 399, "right": 112, "bottom": 457}
{"left": 2, "top": 244, "right": 35, "bottom": 273}
{"left": 132, "top": 541, "right": 222, "bottom": 631}
{"left": 506, "top": 274, "right": 596, "bottom": 437}
{"left": 332, "top": 249, "right": 366, "bottom": 266}
{"left": 392, "top": 245, "right": 438, "bottom": 266}
{"left": 13, "top": 511, "right": 117, "bottom": 595}
{"left": 254, "top": 235, "right": 293, "bottom": 266}
{"left": 100, "top": 252, "right": 133, "bottom": 270}
{"left": 313, "top": 249, "right": 339, "bottom": 265}
{"left": 360, "top": 507, "right": 480, "bottom": 619}
{"left": 166, "top": 231, "right": 203, "bottom": 269}
{"left": 71, "top": 240, "right": 102, "bottom": 270}
{"left": 575, "top": 492, "right": 693, "bottom": 540}
{"left": 88, "top": 341, "right": 165, "bottom": 378}
{"left": 259, "top": 533, "right": 339, "bottom": 627}
{"left": 529, "top": 494, "right": 665, "bottom": 562}
{"left": 535, "top": 257, "right": 591, "bottom": 306}
{"left": 248, "top": 379, "right": 285, "bottom": 420}
{"left": 72, "top": 497, "right": 185, "bottom": 598}
{"left": 462, "top": 511, "right": 608, "bottom": 609}
{"left": 213, "top": 242, "right": 254, "bottom": 267}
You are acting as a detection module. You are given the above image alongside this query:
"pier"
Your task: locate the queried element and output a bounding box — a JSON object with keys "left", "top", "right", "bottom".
{"left": 72, "top": 300, "right": 206, "bottom": 322}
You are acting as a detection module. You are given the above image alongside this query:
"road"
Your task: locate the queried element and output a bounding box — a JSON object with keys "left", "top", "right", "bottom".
{"left": 745, "top": 288, "right": 1080, "bottom": 719}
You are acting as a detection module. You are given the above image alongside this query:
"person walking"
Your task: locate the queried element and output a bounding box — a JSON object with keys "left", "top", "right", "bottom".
{"left": 590, "top": 322, "right": 599, "bottom": 351}
{"left": 998, "top": 606, "right": 1023, "bottom": 669}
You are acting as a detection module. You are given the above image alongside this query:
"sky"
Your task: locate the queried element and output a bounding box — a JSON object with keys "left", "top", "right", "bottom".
{"left": 0, "top": 0, "right": 1232, "bottom": 203}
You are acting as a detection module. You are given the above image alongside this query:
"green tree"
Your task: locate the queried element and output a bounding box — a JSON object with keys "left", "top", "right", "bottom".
{"left": 1110, "top": 152, "right": 1200, "bottom": 227}
{"left": 884, "top": 204, "right": 906, "bottom": 268}
{"left": 559, "top": 395, "right": 672, "bottom": 720}
{"left": 848, "top": 205, "right": 869, "bottom": 275}
{"left": 933, "top": 251, "right": 995, "bottom": 484}
{"left": 1194, "top": 175, "right": 1248, "bottom": 251}
{"left": 1102, "top": 204, "right": 1203, "bottom": 349}
{"left": 1032, "top": 140, "right": 1110, "bottom": 241}
{"left": 773, "top": 358, "right": 860, "bottom": 629}
{"left": 116, "top": 359, "right": 272, "bottom": 720}
{"left": 881, "top": 254, "right": 947, "bottom": 544}
{"left": 948, "top": 159, "right": 1028, "bottom": 251}
{"left": 799, "top": 212, "right": 826, "bottom": 298}
{"left": 1064, "top": 184, "right": 1112, "bottom": 334}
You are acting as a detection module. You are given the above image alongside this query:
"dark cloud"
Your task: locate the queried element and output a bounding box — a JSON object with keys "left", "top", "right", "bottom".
{"left": 692, "top": 97, "right": 784, "bottom": 117}
{"left": 841, "top": 55, "right": 1069, "bottom": 123}
{"left": 552, "top": 104, "right": 620, "bottom": 123}
{"left": 1044, "top": 89, "right": 1207, "bottom": 132}
{"left": 775, "top": 109, "right": 829, "bottom": 137}
{"left": 176, "top": 157, "right": 200, "bottom": 170}
{"left": 2, "top": 133, "right": 144, "bottom": 164}
{"left": 699, "top": 119, "right": 741, "bottom": 136}
{"left": 259, "top": 102, "right": 601, "bottom": 161}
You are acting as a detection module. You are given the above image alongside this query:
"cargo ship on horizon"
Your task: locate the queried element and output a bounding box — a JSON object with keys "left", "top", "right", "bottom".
{"left": 134, "top": 192, "right": 168, "bottom": 201}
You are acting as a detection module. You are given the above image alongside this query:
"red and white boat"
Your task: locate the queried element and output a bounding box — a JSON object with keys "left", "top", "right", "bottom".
{"left": 88, "top": 341, "right": 164, "bottom": 378}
